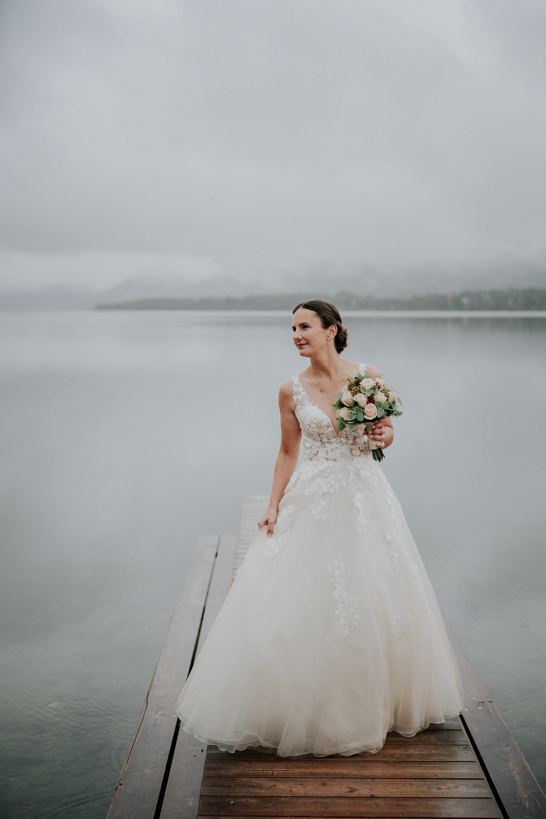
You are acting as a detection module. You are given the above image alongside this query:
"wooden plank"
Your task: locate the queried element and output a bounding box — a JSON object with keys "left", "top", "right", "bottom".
{"left": 198, "top": 794, "right": 500, "bottom": 816}
{"left": 447, "top": 622, "right": 546, "bottom": 819}
{"left": 422, "top": 720, "right": 466, "bottom": 730}
{"left": 206, "top": 745, "right": 476, "bottom": 762}
{"left": 203, "top": 759, "right": 483, "bottom": 780}
{"left": 201, "top": 776, "right": 492, "bottom": 798}
{"left": 383, "top": 731, "right": 469, "bottom": 745}
{"left": 158, "top": 729, "right": 208, "bottom": 819}
{"left": 106, "top": 535, "right": 219, "bottom": 819}
{"left": 198, "top": 534, "right": 239, "bottom": 647}
{"left": 232, "top": 497, "right": 265, "bottom": 578}
{"left": 159, "top": 534, "right": 239, "bottom": 819}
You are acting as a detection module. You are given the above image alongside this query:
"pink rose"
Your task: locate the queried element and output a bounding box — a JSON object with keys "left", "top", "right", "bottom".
{"left": 376, "top": 391, "right": 389, "bottom": 403}
{"left": 355, "top": 393, "right": 368, "bottom": 407}
{"left": 388, "top": 390, "right": 398, "bottom": 403}
{"left": 361, "top": 378, "right": 375, "bottom": 391}
{"left": 364, "top": 403, "right": 378, "bottom": 420}
{"left": 341, "top": 390, "right": 354, "bottom": 406}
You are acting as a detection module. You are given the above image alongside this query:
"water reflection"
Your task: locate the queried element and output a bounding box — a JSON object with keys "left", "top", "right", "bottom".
{"left": 0, "top": 311, "right": 544, "bottom": 817}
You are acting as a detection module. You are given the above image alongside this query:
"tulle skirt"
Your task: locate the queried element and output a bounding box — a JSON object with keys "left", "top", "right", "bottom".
{"left": 176, "top": 460, "right": 463, "bottom": 757}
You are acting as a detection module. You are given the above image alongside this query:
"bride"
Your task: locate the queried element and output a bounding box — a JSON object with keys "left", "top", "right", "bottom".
{"left": 176, "top": 299, "right": 463, "bottom": 757}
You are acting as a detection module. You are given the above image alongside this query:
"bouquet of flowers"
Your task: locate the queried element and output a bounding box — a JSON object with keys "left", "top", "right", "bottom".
{"left": 333, "top": 372, "right": 402, "bottom": 462}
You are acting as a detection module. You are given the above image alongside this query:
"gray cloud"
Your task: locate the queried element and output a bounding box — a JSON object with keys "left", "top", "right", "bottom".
{"left": 1, "top": 0, "right": 546, "bottom": 291}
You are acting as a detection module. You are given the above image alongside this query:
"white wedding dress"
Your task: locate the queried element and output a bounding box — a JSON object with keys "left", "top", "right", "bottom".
{"left": 176, "top": 365, "right": 463, "bottom": 757}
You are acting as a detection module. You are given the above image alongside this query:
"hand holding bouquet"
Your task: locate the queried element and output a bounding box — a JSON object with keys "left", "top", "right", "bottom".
{"left": 333, "top": 372, "right": 402, "bottom": 462}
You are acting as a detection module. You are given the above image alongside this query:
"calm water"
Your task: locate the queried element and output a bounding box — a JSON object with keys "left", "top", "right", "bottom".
{"left": 1, "top": 310, "right": 545, "bottom": 817}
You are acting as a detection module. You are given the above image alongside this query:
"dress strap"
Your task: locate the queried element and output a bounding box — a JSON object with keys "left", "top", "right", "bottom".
{"left": 291, "top": 373, "right": 307, "bottom": 410}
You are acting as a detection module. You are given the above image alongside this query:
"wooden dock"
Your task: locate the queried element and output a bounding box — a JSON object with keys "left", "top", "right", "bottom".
{"left": 107, "top": 498, "right": 546, "bottom": 819}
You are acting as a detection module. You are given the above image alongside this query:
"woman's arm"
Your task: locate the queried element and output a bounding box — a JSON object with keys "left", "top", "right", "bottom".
{"left": 258, "top": 381, "right": 301, "bottom": 537}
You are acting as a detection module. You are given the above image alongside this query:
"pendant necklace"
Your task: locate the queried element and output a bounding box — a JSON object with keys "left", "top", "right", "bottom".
{"left": 315, "top": 370, "right": 344, "bottom": 393}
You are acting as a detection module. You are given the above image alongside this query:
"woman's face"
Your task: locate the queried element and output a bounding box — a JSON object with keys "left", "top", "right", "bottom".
{"left": 292, "top": 308, "right": 332, "bottom": 356}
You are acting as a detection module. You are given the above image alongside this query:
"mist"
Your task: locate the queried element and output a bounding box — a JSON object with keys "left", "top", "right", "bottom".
{"left": 1, "top": 1, "right": 546, "bottom": 299}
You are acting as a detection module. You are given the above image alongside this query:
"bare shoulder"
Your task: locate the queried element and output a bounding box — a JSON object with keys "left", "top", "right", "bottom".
{"left": 278, "top": 379, "right": 299, "bottom": 431}
{"left": 364, "top": 363, "right": 383, "bottom": 378}
{"left": 339, "top": 358, "right": 361, "bottom": 374}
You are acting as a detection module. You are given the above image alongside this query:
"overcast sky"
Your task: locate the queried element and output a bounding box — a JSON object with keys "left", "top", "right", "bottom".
{"left": 1, "top": 0, "right": 546, "bottom": 292}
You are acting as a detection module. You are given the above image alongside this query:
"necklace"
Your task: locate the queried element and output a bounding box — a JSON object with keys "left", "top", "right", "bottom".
{"left": 314, "top": 369, "right": 345, "bottom": 393}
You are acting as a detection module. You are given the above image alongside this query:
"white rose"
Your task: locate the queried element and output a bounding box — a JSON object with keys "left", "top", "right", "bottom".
{"left": 375, "top": 378, "right": 385, "bottom": 387}
{"left": 388, "top": 390, "right": 398, "bottom": 403}
{"left": 364, "top": 403, "right": 378, "bottom": 420}
{"left": 341, "top": 390, "right": 354, "bottom": 406}
{"left": 339, "top": 407, "right": 353, "bottom": 421}
{"left": 361, "top": 378, "right": 375, "bottom": 391}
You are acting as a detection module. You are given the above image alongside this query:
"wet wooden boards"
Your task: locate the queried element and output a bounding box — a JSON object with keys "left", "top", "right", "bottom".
{"left": 200, "top": 720, "right": 499, "bottom": 818}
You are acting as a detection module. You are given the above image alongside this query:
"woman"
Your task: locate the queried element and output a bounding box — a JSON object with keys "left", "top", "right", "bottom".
{"left": 176, "top": 300, "right": 463, "bottom": 757}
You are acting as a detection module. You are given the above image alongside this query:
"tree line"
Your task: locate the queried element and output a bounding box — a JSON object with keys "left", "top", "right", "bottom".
{"left": 96, "top": 287, "right": 546, "bottom": 311}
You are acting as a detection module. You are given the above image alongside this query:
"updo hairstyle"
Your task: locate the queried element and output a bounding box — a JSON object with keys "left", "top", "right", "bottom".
{"left": 292, "top": 300, "right": 349, "bottom": 354}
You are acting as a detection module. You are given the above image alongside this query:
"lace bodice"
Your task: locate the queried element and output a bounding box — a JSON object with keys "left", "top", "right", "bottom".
{"left": 291, "top": 364, "right": 372, "bottom": 464}
{"left": 284, "top": 365, "right": 413, "bottom": 576}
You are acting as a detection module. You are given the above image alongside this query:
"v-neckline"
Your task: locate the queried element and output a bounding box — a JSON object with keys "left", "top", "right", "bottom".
{"left": 295, "top": 374, "right": 343, "bottom": 438}
{"left": 295, "top": 365, "right": 366, "bottom": 439}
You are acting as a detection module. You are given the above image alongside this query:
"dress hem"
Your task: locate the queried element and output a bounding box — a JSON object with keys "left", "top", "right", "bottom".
{"left": 179, "top": 708, "right": 463, "bottom": 758}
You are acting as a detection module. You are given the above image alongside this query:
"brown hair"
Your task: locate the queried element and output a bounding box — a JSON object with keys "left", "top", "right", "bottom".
{"left": 292, "top": 300, "right": 349, "bottom": 353}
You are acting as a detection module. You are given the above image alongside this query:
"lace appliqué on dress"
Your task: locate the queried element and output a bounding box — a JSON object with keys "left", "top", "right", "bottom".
{"left": 353, "top": 487, "right": 372, "bottom": 535}
{"left": 302, "top": 462, "right": 352, "bottom": 522}
{"left": 290, "top": 458, "right": 378, "bottom": 527}
{"left": 327, "top": 555, "right": 360, "bottom": 637}
{"left": 392, "top": 614, "right": 412, "bottom": 641}
{"left": 264, "top": 504, "right": 294, "bottom": 557}
{"left": 383, "top": 479, "right": 419, "bottom": 576}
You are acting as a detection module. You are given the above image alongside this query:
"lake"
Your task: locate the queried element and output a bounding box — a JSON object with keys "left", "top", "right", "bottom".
{"left": 1, "top": 310, "right": 545, "bottom": 817}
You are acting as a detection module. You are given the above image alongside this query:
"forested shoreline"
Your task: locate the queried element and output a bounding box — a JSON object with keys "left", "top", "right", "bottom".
{"left": 96, "top": 287, "right": 546, "bottom": 311}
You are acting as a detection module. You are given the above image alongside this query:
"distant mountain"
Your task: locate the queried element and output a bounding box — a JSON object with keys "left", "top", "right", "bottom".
{"left": 1, "top": 260, "right": 545, "bottom": 310}
{"left": 280, "top": 262, "right": 546, "bottom": 298}
{"left": 94, "top": 262, "right": 546, "bottom": 305}
{"left": 94, "top": 274, "right": 267, "bottom": 304}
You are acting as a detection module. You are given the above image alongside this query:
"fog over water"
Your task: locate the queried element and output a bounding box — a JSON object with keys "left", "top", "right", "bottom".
{"left": 0, "top": 311, "right": 544, "bottom": 818}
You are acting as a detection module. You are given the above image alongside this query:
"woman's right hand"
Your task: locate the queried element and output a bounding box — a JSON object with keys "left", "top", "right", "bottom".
{"left": 258, "top": 504, "right": 278, "bottom": 537}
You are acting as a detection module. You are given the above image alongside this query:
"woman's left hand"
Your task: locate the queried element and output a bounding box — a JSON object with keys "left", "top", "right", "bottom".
{"left": 371, "top": 421, "right": 387, "bottom": 448}
{"left": 362, "top": 418, "right": 394, "bottom": 449}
